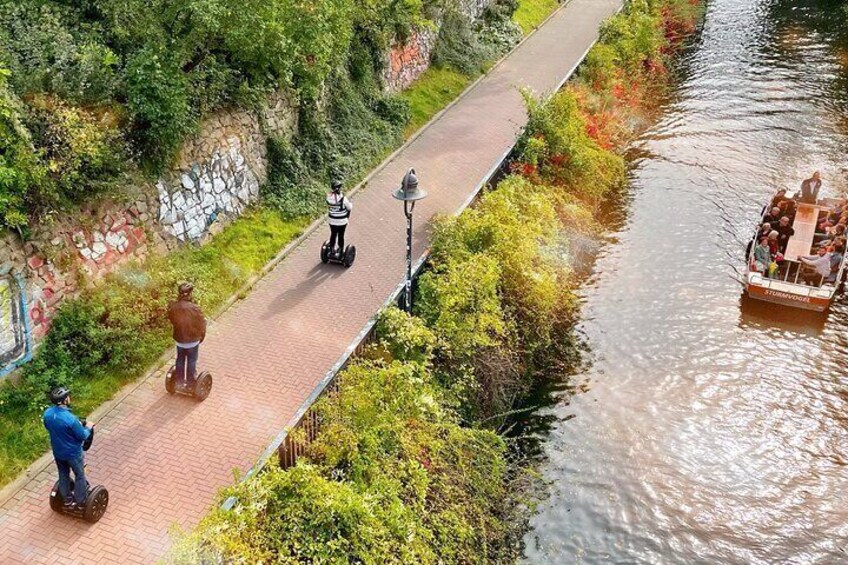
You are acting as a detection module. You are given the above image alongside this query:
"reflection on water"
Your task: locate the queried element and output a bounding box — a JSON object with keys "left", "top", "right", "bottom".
{"left": 522, "top": 0, "right": 848, "bottom": 563}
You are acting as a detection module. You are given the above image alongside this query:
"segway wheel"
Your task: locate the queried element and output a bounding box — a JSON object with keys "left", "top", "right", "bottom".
{"left": 83, "top": 486, "right": 109, "bottom": 523}
{"left": 320, "top": 242, "right": 330, "bottom": 264}
{"left": 49, "top": 480, "right": 64, "bottom": 513}
{"left": 343, "top": 245, "right": 356, "bottom": 268}
{"left": 193, "top": 371, "right": 213, "bottom": 401}
{"left": 165, "top": 367, "right": 176, "bottom": 395}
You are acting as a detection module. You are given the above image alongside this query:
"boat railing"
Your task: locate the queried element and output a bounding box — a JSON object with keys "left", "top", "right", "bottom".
{"left": 748, "top": 272, "right": 835, "bottom": 299}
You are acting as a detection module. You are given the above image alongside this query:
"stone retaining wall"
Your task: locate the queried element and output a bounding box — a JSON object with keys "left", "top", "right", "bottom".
{"left": 157, "top": 91, "right": 296, "bottom": 242}
{"left": 0, "top": 91, "right": 297, "bottom": 374}
{"left": 384, "top": 28, "right": 440, "bottom": 92}
{"left": 383, "top": 0, "right": 496, "bottom": 93}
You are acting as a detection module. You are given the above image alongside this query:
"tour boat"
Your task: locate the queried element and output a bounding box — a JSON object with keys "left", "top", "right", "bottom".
{"left": 743, "top": 195, "right": 847, "bottom": 312}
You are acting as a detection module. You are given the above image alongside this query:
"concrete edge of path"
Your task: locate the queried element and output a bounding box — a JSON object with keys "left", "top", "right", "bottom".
{"left": 0, "top": 0, "right": 578, "bottom": 510}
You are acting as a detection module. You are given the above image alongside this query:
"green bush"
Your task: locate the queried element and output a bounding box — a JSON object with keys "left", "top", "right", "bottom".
{"left": 24, "top": 95, "right": 126, "bottom": 206}
{"left": 172, "top": 359, "right": 514, "bottom": 564}
{"left": 0, "top": 3, "right": 119, "bottom": 105}
{"left": 264, "top": 55, "right": 408, "bottom": 218}
{"left": 125, "top": 45, "right": 196, "bottom": 171}
{"left": 598, "top": 0, "right": 665, "bottom": 73}
{"left": 433, "top": 3, "right": 521, "bottom": 76}
{"left": 519, "top": 88, "right": 626, "bottom": 199}
{"left": 417, "top": 175, "right": 578, "bottom": 419}
{"left": 0, "top": 69, "right": 46, "bottom": 229}
{"left": 374, "top": 307, "right": 436, "bottom": 365}
{"left": 416, "top": 254, "right": 506, "bottom": 364}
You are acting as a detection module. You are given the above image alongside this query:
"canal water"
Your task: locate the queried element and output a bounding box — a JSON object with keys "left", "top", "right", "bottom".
{"left": 522, "top": 0, "right": 848, "bottom": 563}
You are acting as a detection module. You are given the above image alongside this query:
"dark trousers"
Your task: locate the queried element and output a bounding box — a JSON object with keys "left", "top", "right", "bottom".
{"left": 330, "top": 224, "right": 346, "bottom": 251}
{"left": 176, "top": 344, "right": 199, "bottom": 386}
{"left": 56, "top": 454, "right": 87, "bottom": 504}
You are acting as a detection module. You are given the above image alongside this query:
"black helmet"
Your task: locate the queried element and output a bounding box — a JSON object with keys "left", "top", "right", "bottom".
{"left": 331, "top": 179, "right": 343, "bottom": 194}
{"left": 50, "top": 387, "right": 70, "bottom": 405}
{"left": 178, "top": 282, "right": 194, "bottom": 298}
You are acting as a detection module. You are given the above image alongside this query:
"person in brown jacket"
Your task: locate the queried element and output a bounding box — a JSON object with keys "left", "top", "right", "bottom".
{"left": 167, "top": 283, "right": 207, "bottom": 386}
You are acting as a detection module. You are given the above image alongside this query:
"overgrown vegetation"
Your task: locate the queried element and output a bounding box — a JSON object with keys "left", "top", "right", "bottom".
{"left": 263, "top": 0, "right": 523, "bottom": 218}
{"left": 263, "top": 46, "right": 411, "bottom": 219}
{"left": 0, "top": 0, "right": 433, "bottom": 227}
{"left": 168, "top": 1, "right": 702, "bottom": 561}
{"left": 0, "top": 0, "right": 531, "bottom": 228}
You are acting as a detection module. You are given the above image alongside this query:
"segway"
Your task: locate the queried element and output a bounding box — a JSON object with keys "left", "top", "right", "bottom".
{"left": 320, "top": 242, "right": 356, "bottom": 268}
{"left": 49, "top": 420, "right": 109, "bottom": 523}
{"left": 165, "top": 366, "right": 213, "bottom": 401}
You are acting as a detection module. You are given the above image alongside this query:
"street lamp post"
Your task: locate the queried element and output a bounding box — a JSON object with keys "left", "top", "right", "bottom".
{"left": 392, "top": 168, "right": 428, "bottom": 313}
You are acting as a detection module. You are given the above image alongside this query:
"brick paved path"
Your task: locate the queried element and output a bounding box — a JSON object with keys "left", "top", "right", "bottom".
{"left": 0, "top": 0, "right": 620, "bottom": 562}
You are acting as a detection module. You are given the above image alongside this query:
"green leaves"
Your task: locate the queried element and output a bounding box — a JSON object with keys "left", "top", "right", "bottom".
{"left": 0, "top": 0, "right": 434, "bottom": 202}
{"left": 176, "top": 359, "right": 511, "bottom": 564}
{"left": 125, "top": 45, "right": 196, "bottom": 171}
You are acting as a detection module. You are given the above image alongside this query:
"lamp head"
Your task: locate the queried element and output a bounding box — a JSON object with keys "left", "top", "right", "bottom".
{"left": 392, "top": 168, "right": 428, "bottom": 202}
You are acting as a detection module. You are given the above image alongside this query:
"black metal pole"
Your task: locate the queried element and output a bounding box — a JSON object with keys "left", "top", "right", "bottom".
{"left": 404, "top": 200, "right": 414, "bottom": 313}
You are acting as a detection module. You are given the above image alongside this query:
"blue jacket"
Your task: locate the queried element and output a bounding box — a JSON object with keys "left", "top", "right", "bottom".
{"left": 43, "top": 405, "right": 90, "bottom": 460}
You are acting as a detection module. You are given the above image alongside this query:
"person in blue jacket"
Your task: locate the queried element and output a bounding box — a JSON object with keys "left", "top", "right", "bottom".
{"left": 43, "top": 387, "right": 94, "bottom": 508}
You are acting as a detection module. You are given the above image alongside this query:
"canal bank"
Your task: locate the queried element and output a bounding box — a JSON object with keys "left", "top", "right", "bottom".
{"left": 522, "top": 0, "right": 848, "bottom": 562}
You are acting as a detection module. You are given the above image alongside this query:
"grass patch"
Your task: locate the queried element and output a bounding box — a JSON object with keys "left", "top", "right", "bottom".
{"left": 514, "top": 0, "right": 561, "bottom": 35}
{"left": 400, "top": 66, "right": 473, "bottom": 137}
{"left": 0, "top": 209, "right": 308, "bottom": 488}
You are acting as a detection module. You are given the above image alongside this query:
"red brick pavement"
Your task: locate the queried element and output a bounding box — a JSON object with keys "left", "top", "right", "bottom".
{"left": 0, "top": 0, "right": 620, "bottom": 562}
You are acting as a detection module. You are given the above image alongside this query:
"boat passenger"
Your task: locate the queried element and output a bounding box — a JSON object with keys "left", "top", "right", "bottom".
{"left": 815, "top": 224, "right": 846, "bottom": 248}
{"left": 799, "top": 247, "right": 832, "bottom": 286}
{"left": 770, "top": 188, "right": 788, "bottom": 210}
{"left": 798, "top": 171, "right": 822, "bottom": 204}
{"left": 826, "top": 224, "right": 845, "bottom": 238}
{"left": 756, "top": 222, "right": 773, "bottom": 241}
{"left": 827, "top": 243, "right": 844, "bottom": 284}
{"left": 753, "top": 237, "right": 772, "bottom": 275}
{"left": 763, "top": 206, "right": 782, "bottom": 227}
{"left": 775, "top": 216, "right": 795, "bottom": 253}
{"left": 767, "top": 230, "right": 780, "bottom": 255}
{"left": 747, "top": 222, "right": 774, "bottom": 260}
{"left": 779, "top": 198, "right": 797, "bottom": 222}
{"left": 822, "top": 201, "right": 845, "bottom": 227}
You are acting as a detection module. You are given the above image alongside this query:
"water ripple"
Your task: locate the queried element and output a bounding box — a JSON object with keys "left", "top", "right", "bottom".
{"left": 523, "top": 0, "right": 848, "bottom": 562}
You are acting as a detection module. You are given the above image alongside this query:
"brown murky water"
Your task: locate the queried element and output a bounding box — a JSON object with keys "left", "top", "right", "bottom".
{"left": 522, "top": 0, "right": 848, "bottom": 562}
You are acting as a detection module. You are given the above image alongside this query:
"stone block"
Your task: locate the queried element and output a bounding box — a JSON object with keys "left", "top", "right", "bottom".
{"left": 91, "top": 241, "right": 108, "bottom": 260}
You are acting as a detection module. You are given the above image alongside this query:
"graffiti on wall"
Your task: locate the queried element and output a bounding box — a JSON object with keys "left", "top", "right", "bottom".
{"left": 0, "top": 274, "right": 30, "bottom": 377}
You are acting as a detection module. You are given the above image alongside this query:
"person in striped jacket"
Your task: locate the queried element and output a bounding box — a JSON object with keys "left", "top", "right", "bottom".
{"left": 327, "top": 179, "right": 353, "bottom": 257}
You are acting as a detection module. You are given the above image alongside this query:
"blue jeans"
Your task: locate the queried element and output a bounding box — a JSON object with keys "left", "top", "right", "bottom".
{"left": 56, "top": 454, "right": 87, "bottom": 505}
{"left": 176, "top": 344, "right": 199, "bottom": 386}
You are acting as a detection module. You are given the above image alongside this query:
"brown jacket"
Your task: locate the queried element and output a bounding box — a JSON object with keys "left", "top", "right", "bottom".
{"left": 167, "top": 299, "right": 207, "bottom": 344}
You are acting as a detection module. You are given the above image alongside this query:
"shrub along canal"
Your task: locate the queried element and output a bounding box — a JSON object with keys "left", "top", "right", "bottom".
{"left": 522, "top": 0, "right": 848, "bottom": 562}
